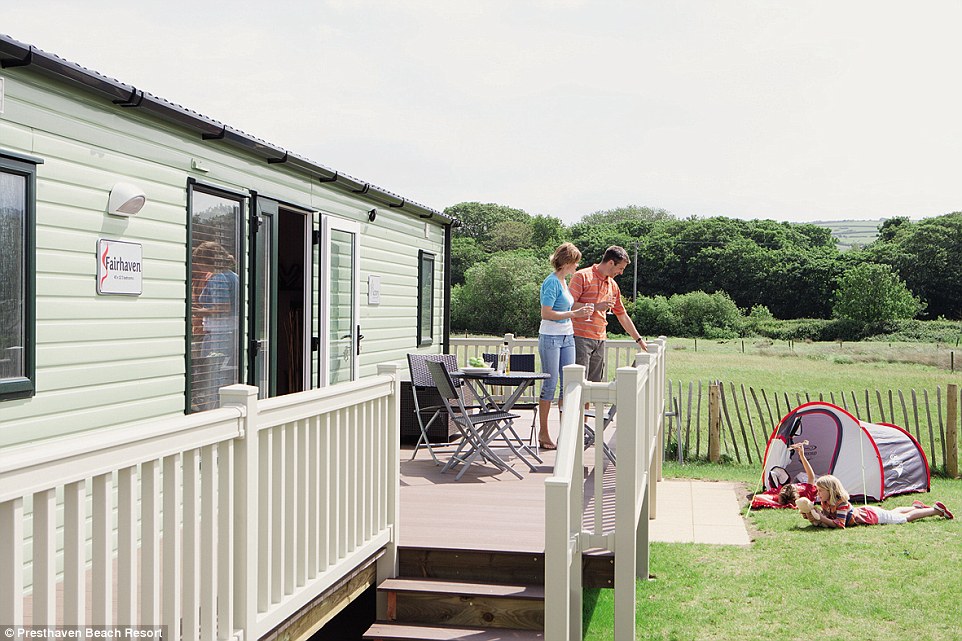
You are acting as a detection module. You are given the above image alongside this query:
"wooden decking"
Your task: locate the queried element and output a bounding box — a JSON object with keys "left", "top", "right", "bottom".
{"left": 399, "top": 410, "right": 614, "bottom": 553}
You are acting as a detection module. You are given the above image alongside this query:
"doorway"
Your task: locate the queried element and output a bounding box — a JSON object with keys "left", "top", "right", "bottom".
{"left": 250, "top": 197, "right": 310, "bottom": 398}
{"left": 276, "top": 210, "right": 307, "bottom": 395}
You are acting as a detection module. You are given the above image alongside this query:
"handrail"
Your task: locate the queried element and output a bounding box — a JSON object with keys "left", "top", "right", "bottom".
{"left": 0, "top": 363, "right": 402, "bottom": 641}
{"left": 544, "top": 338, "right": 667, "bottom": 641}
{"left": 451, "top": 333, "right": 640, "bottom": 375}
{"left": 0, "top": 408, "right": 244, "bottom": 503}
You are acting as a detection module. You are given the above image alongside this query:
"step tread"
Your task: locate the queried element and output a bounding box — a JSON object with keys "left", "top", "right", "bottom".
{"left": 363, "top": 621, "right": 544, "bottom": 640}
{"left": 380, "top": 577, "right": 545, "bottom": 599}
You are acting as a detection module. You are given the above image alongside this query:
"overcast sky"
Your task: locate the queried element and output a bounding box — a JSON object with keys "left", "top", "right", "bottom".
{"left": 8, "top": 1, "right": 962, "bottom": 224}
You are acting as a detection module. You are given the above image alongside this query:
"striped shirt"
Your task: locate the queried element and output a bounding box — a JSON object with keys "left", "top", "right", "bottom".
{"left": 569, "top": 264, "right": 626, "bottom": 340}
{"left": 821, "top": 500, "right": 879, "bottom": 528}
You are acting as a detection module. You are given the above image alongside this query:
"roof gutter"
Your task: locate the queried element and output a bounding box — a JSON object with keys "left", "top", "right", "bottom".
{"left": 0, "top": 34, "right": 458, "bottom": 226}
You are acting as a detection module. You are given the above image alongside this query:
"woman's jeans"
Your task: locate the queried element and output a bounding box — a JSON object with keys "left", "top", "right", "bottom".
{"left": 539, "top": 333, "right": 576, "bottom": 401}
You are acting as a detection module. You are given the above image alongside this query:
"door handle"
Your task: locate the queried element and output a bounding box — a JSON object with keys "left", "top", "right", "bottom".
{"left": 357, "top": 325, "right": 364, "bottom": 356}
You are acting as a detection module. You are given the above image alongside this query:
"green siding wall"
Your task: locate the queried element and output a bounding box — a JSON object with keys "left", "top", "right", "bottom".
{"left": 0, "top": 70, "right": 446, "bottom": 447}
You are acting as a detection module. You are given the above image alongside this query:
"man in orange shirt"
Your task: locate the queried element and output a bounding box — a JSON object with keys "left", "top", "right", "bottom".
{"left": 569, "top": 246, "right": 648, "bottom": 382}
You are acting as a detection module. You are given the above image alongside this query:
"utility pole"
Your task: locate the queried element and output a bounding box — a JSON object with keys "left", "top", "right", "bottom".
{"left": 632, "top": 240, "right": 638, "bottom": 298}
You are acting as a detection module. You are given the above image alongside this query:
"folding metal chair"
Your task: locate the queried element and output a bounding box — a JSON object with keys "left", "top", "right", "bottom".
{"left": 426, "top": 360, "right": 525, "bottom": 480}
{"left": 406, "top": 353, "right": 464, "bottom": 464}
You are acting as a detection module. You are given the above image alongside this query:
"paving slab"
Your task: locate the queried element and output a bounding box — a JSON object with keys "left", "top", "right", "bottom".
{"left": 649, "top": 479, "right": 752, "bottom": 546}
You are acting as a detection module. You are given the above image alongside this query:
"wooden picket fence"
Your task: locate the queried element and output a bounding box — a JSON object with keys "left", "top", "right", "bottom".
{"left": 664, "top": 380, "right": 960, "bottom": 475}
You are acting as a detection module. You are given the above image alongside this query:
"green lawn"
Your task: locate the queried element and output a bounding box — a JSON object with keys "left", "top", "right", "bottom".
{"left": 584, "top": 475, "right": 962, "bottom": 641}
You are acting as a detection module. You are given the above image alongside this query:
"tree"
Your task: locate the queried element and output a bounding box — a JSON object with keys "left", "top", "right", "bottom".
{"left": 864, "top": 213, "right": 962, "bottom": 319}
{"left": 579, "top": 205, "right": 674, "bottom": 227}
{"left": 486, "top": 220, "right": 534, "bottom": 252}
{"left": 530, "top": 214, "right": 568, "bottom": 251}
{"left": 444, "top": 202, "right": 531, "bottom": 245}
{"left": 450, "top": 252, "right": 548, "bottom": 337}
{"left": 450, "top": 236, "right": 487, "bottom": 286}
{"left": 832, "top": 263, "right": 923, "bottom": 325}
{"left": 877, "top": 216, "right": 911, "bottom": 243}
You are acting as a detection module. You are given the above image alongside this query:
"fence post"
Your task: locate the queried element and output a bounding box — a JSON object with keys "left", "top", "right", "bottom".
{"left": 709, "top": 383, "right": 721, "bottom": 463}
{"left": 948, "top": 384, "right": 959, "bottom": 478}
{"left": 220, "top": 384, "right": 260, "bottom": 641}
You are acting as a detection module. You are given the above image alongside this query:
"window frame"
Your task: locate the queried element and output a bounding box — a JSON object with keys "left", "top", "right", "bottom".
{"left": 185, "top": 180, "right": 246, "bottom": 413}
{"left": 417, "top": 250, "right": 435, "bottom": 347}
{"left": 0, "top": 151, "right": 40, "bottom": 400}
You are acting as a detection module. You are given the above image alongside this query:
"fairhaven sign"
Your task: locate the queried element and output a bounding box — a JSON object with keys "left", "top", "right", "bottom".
{"left": 97, "top": 239, "right": 143, "bottom": 295}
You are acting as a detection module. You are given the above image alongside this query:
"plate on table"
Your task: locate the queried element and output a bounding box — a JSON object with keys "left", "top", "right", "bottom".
{"left": 461, "top": 366, "right": 495, "bottom": 374}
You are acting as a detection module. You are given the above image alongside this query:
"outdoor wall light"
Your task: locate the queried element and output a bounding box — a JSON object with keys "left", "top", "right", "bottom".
{"left": 107, "top": 181, "right": 147, "bottom": 216}
{"left": 368, "top": 208, "right": 377, "bottom": 222}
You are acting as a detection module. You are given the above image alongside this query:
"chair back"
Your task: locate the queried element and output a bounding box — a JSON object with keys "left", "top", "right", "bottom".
{"left": 426, "top": 360, "right": 471, "bottom": 418}
{"left": 408, "top": 353, "right": 458, "bottom": 388}
{"left": 481, "top": 352, "right": 535, "bottom": 372}
{"left": 510, "top": 353, "right": 535, "bottom": 372}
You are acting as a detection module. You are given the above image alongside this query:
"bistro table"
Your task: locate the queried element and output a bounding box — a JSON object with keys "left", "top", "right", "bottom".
{"left": 451, "top": 369, "right": 549, "bottom": 475}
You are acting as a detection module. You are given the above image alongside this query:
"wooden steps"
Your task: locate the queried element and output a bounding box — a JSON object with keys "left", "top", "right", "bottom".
{"left": 398, "top": 547, "right": 546, "bottom": 585}
{"left": 362, "top": 548, "right": 549, "bottom": 641}
{"left": 382, "top": 577, "right": 544, "bottom": 629}
{"left": 364, "top": 622, "right": 544, "bottom": 640}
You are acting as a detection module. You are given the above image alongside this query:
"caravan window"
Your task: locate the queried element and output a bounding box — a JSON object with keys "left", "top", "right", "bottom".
{"left": 417, "top": 250, "right": 434, "bottom": 347}
{"left": 0, "top": 154, "right": 38, "bottom": 400}
{"left": 188, "top": 185, "right": 243, "bottom": 412}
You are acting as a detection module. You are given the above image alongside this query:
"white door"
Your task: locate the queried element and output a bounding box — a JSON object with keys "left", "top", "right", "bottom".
{"left": 321, "top": 216, "right": 360, "bottom": 385}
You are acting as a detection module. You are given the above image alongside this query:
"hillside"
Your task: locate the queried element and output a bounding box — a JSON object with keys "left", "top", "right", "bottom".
{"left": 811, "top": 218, "right": 883, "bottom": 250}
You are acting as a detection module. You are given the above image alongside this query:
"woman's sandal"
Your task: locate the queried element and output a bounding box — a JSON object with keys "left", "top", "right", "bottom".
{"left": 934, "top": 501, "right": 954, "bottom": 519}
{"left": 539, "top": 441, "right": 557, "bottom": 451}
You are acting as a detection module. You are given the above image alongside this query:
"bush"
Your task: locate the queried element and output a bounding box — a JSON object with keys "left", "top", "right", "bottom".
{"left": 625, "top": 295, "right": 678, "bottom": 337}
{"left": 667, "top": 291, "right": 743, "bottom": 338}
{"left": 753, "top": 318, "right": 835, "bottom": 341}
{"left": 863, "top": 319, "right": 962, "bottom": 344}
{"left": 743, "top": 305, "right": 774, "bottom": 335}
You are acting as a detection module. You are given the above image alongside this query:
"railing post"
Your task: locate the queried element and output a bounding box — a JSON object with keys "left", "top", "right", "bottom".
{"left": 948, "top": 383, "right": 959, "bottom": 478}
{"left": 0, "top": 498, "right": 24, "bottom": 625}
{"left": 614, "top": 364, "right": 640, "bottom": 641}
{"left": 220, "top": 384, "right": 260, "bottom": 641}
{"left": 652, "top": 339, "right": 666, "bottom": 483}
{"left": 545, "top": 363, "right": 586, "bottom": 641}
{"left": 646, "top": 342, "right": 663, "bottom": 519}
{"left": 566, "top": 363, "right": 585, "bottom": 641}
{"left": 376, "top": 363, "right": 402, "bottom": 617}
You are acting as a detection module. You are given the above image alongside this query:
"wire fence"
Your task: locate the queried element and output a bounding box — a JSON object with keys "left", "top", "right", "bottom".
{"left": 665, "top": 380, "right": 960, "bottom": 475}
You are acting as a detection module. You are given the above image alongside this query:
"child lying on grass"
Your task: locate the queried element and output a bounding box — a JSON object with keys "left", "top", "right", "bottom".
{"left": 804, "top": 475, "right": 952, "bottom": 527}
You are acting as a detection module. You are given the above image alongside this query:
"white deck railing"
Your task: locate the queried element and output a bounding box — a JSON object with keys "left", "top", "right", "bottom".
{"left": 451, "top": 333, "right": 641, "bottom": 375}
{"left": 544, "top": 338, "right": 666, "bottom": 641}
{"left": 0, "top": 363, "right": 401, "bottom": 641}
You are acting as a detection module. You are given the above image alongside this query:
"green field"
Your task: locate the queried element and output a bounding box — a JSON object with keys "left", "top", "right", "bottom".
{"left": 812, "top": 218, "right": 885, "bottom": 250}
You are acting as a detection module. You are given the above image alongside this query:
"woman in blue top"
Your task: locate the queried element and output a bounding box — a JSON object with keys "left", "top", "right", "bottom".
{"left": 537, "top": 243, "right": 593, "bottom": 449}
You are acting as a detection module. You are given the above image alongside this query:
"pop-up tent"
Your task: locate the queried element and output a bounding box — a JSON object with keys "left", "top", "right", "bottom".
{"left": 761, "top": 401, "right": 929, "bottom": 501}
